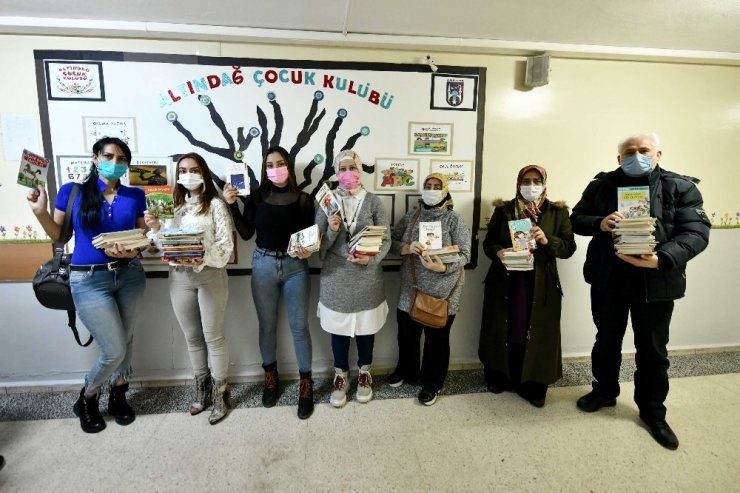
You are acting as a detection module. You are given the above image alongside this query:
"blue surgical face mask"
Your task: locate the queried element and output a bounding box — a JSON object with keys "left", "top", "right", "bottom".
{"left": 97, "top": 160, "right": 128, "bottom": 181}
{"left": 621, "top": 153, "right": 653, "bottom": 177}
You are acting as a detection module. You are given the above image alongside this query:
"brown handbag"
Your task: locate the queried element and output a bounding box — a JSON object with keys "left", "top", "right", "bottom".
{"left": 405, "top": 207, "right": 462, "bottom": 329}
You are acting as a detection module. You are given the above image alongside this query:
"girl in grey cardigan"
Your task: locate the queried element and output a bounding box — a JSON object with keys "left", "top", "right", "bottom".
{"left": 315, "top": 150, "right": 391, "bottom": 408}
{"left": 388, "top": 173, "right": 471, "bottom": 406}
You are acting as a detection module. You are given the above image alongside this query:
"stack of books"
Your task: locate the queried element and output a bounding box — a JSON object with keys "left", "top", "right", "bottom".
{"left": 425, "top": 244, "right": 461, "bottom": 264}
{"left": 158, "top": 229, "right": 205, "bottom": 262}
{"left": 92, "top": 229, "right": 150, "bottom": 250}
{"left": 501, "top": 218, "right": 535, "bottom": 271}
{"left": 287, "top": 224, "right": 321, "bottom": 257}
{"left": 614, "top": 186, "right": 657, "bottom": 255}
{"left": 348, "top": 225, "right": 387, "bottom": 257}
{"left": 501, "top": 249, "right": 534, "bottom": 271}
{"left": 613, "top": 217, "right": 657, "bottom": 255}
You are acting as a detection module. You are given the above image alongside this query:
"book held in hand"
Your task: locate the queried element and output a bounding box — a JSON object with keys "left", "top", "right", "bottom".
{"left": 287, "top": 224, "right": 321, "bottom": 257}
{"left": 419, "top": 221, "right": 443, "bottom": 250}
{"left": 348, "top": 225, "right": 387, "bottom": 257}
{"left": 17, "top": 149, "right": 49, "bottom": 189}
{"left": 226, "top": 163, "right": 250, "bottom": 196}
{"left": 92, "top": 229, "right": 150, "bottom": 250}
{"left": 316, "top": 182, "right": 341, "bottom": 218}
{"left": 158, "top": 228, "right": 205, "bottom": 263}
{"left": 508, "top": 218, "right": 535, "bottom": 252}
{"left": 618, "top": 186, "right": 650, "bottom": 218}
{"left": 144, "top": 185, "right": 174, "bottom": 219}
{"left": 614, "top": 186, "right": 656, "bottom": 255}
{"left": 426, "top": 244, "right": 461, "bottom": 264}
{"left": 501, "top": 249, "right": 534, "bottom": 271}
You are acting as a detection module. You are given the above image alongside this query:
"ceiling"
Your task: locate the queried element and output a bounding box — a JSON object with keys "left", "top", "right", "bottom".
{"left": 1, "top": 0, "right": 739, "bottom": 62}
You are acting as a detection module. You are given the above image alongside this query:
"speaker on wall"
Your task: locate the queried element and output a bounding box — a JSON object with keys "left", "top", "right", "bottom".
{"left": 524, "top": 55, "right": 550, "bottom": 87}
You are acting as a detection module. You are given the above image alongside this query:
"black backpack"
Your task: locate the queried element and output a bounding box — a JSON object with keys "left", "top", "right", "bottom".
{"left": 32, "top": 184, "right": 92, "bottom": 347}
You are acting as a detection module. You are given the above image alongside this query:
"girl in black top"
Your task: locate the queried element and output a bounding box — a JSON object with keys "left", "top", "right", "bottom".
{"left": 224, "top": 146, "right": 316, "bottom": 419}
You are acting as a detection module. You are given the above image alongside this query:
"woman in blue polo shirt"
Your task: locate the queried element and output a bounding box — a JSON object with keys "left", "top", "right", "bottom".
{"left": 27, "top": 136, "right": 147, "bottom": 434}
{"left": 223, "top": 146, "right": 316, "bottom": 420}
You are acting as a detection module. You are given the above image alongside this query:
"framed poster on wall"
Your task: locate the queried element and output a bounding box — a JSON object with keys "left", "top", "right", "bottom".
{"left": 429, "top": 159, "right": 473, "bottom": 192}
{"left": 83, "top": 116, "right": 138, "bottom": 153}
{"left": 374, "top": 158, "right": 420, "bottom": 192}
{"left": 55, "top": 155, "right": 91, "bottom": 188}
{"left": 408, "top": 122, "right": 453, "bottom": 155}
{"left": 44, "top": 61, "right": 106, "bottom": 102}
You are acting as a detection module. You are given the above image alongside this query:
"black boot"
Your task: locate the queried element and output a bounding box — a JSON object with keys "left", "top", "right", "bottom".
{"left": 262, "top": 363, "right": 280, "bottom": 408}
{"left": 108, "top": 383, "right": 136, "bottom": 425}
{"left": 73, "top": 387, "right": 106, "bottom": 433}
{"left": 297, "top": 371, "right": 314, "bottom": 420}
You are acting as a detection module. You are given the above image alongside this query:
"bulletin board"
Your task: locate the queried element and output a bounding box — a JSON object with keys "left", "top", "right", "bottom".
{"left": 32, "top": 50, "right": 486, "bottom": 274}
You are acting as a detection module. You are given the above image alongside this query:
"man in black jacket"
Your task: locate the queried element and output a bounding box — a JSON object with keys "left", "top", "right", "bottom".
{"left": 570, "top": 133, "right": 710, "bottom": 450}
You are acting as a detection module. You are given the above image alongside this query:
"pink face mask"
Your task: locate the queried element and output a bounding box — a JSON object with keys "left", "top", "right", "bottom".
{"left": 337, "top": 170, "right": 361, "bottom": 190}
{"left": 266, "top": 166, "right": 289, "bottom": 184}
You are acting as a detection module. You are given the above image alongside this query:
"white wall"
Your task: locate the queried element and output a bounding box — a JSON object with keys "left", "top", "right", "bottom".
{"left": 1, "top": 34, "right": 738, "bottom": 386}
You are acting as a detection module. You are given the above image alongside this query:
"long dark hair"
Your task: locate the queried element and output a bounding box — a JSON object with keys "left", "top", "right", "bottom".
{"left": 258, "top": 146, "right": 301, "bottom": 195}
{"left": 173, "top": 152, "right": 217, "bottom": 215}
{"left": 78, "top": 137, "right": 132, "bottom": 232}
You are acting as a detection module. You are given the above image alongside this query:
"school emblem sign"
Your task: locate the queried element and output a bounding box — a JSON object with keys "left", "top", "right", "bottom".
{"left": 446, "top": 79, "right": 464, "bottom": 107}
{"left": 430, "top": 73, "right": 478, "bottom": 111}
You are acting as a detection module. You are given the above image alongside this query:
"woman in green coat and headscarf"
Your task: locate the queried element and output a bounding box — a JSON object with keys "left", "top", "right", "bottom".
{"left": 478, "top": 165, "right": 576, "bottom": 407}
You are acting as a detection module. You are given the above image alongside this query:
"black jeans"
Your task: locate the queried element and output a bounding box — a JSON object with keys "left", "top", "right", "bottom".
{"left": 590, "top": 268, "right": 674, "bottom": 420}
{"left": 331, "top": 333, "right": 375, "bottom": 371}
{"left": 394, "top": 309, "right": 456, "bottom": 393}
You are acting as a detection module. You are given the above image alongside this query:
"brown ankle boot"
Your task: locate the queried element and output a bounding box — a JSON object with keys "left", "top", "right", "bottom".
{"left": 262, "top": 364, "right": 279, "bottom": 408}
{"left": 297, "top": 372, "right": 314, "bottom": 420}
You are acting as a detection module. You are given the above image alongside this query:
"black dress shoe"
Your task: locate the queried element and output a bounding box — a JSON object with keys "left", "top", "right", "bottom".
{"left": 576, "top": 391, "right": 617, "bottom": 412}
{"left": 641, "top": 416, "right": 679, "bottom": 450}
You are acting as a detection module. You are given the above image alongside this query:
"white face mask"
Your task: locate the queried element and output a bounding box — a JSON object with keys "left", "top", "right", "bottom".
{"left": 520, "top": 185, "right": 544, "bottom": 202}
{"left": 177, "top": 173, "right": 204, "bottom": 191}
{"left": 422, "top": 189, "right": 445, "bottom": 206}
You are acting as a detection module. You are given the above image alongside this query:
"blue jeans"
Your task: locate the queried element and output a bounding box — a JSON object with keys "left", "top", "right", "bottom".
{"left": 70, "top": 260, "right": 146, "bottom": 393}
{"left": 251, "top": 251, "right": 312, "bottom": 373}
{"left": 331, "top": 334, "right": 375, "bottom": 371}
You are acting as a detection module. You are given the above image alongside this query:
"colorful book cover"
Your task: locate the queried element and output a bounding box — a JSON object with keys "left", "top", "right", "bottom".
{"left": 316, "top": 182, "right": 341, "bottom": 218}
{"left": 419, "top": 221, "right": 442, "bottom": 250}
{"left": 17, "top": 149, "right": 49, "bottom": 189}
{"left": 508, "top": 218, "right": 534, "bottom": 252}
{"left": 287, "top": 224, "right": 321, "bottom": 256}
{"left": 144, "top": 185, "right": 174, "bottom": 219}
{"left": 617, "top": 186, "right": 650, "bottom": 218}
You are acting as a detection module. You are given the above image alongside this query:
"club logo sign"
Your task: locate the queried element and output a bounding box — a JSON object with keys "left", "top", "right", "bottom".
{"left": 446, "top": 79, "right": 464, "bottom": 107}
{"left": 45, "top": 61, "right": 106, "bottom": 101}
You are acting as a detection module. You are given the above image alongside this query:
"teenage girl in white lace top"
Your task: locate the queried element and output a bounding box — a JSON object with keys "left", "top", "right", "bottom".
{"left": 145, "top": 152, "right": 234, "bottom": 425}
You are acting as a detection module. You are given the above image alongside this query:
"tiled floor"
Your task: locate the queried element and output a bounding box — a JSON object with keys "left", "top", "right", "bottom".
{"left": 1, "top": 371, "right": 739, "bottom": 492}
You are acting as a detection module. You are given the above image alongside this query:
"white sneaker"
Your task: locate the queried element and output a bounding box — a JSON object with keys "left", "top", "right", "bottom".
{"left": 330, "top": 368, "right": 349, "bottom": 408}
{"left": 356, "top": 365, "right": 373, "bottom": 404}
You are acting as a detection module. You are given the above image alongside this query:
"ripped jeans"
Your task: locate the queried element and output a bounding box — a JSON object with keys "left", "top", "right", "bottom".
{"left": 70, "top": 260, "right": 146, "bottom": 393}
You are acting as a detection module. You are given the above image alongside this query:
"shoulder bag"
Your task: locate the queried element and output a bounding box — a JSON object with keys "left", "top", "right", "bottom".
{"left": 32, "top": 184, "right": 92, "bottom": 347}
